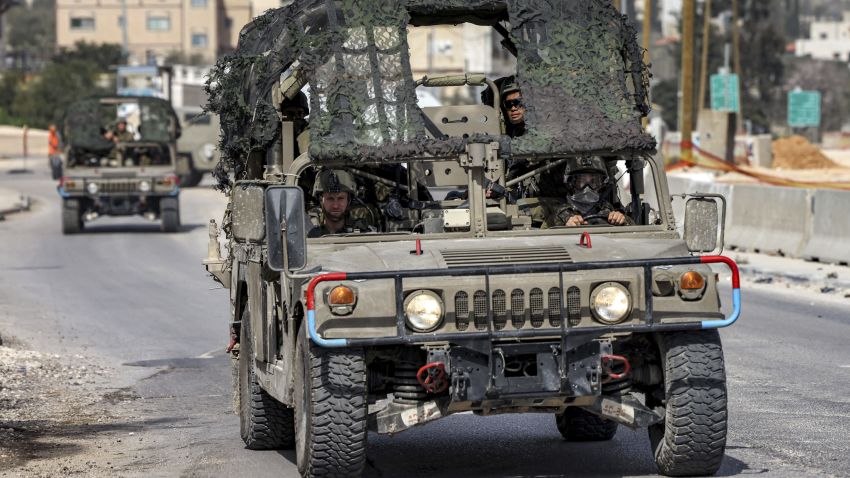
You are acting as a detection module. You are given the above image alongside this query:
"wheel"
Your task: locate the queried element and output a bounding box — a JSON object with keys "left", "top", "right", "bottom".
{"left": 294, "top": 326, "right": 367, "bottom": 477}
{"left": 160, "top": 197, "right": 180, "bottom": 233}
{"left": 238, "top": 306, "right": 295, "bottom": 449}
{"left": 555, "top": 407, "right": 618, "bottom": 441}
{"left": 62, "top": 199, "right": 83, "bottom": 234}
{"left": 649, "top": 330, "right": 727, "bottom": 477}
{"left": 178, "top": 169, "right": 203, "bottom": 188}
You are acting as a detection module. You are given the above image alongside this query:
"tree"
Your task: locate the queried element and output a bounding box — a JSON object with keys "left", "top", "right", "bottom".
{"left": 163, "top": 50, "right": 208, "bottom": 66}
{"left": 53, "top": 41, "right": 126, "bottom": 71}
{"left": 6, "top": 0, "right": 54, "bottom": 70}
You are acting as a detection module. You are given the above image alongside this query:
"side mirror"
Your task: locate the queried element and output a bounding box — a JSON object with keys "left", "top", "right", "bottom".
{"left": 265, "top": 186, "right": 307, "bottom": 271}
{"left": 683, "top": 194, "right": 726, "bottom": 254}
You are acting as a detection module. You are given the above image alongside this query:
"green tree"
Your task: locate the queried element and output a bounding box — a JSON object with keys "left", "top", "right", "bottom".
{"left": 53, "top": 41, "right": 127, "bottom": 71}
{"left": 7, "top": 0, "right": 55, "bottom": 67}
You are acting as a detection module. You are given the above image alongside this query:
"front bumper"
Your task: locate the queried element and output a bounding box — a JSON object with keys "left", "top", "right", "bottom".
{"left": 305, "top": 255, "right": 741, "bottom": 348}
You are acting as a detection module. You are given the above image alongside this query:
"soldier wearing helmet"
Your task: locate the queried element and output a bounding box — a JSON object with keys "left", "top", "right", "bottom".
{"left": 308, "top": 169, "right": 373, "bottom": 237}
{"left": 551, "top": 156, "right": 632, "bottom": 227}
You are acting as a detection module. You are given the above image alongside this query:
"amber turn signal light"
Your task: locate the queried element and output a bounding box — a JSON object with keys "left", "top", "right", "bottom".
{"left": 679, "top": 271, "right": 705, "bottom": 290}
{"left": 329, "top": 285, "right": 356, "bottom": 306}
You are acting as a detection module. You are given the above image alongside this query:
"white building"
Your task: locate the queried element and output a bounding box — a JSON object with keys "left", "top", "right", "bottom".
{"left": 796, "top": 12, "right": 850, "bottom": 62}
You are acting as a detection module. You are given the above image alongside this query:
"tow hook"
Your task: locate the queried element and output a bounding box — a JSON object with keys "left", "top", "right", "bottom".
{"left": 579, "top": 232, "right": 592, "bottom": 248}
{"left": 602, "top": 354, "right": 631, "bottom": 380}
{"left": 417, "top": 362, "right": 449, "bottom": 394}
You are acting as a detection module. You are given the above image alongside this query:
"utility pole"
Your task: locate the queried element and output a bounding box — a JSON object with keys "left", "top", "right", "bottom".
{"left": 732, "top": 0, "right": 744, "bottom": 132}
{"left": 120, "top": 0, "right": 129, "bottom": 59}
{"left": 698, "top": 0, "right": 712, "bottom": 112}
{"left": 680, "top": 0, "right": 695, "bottom": 162}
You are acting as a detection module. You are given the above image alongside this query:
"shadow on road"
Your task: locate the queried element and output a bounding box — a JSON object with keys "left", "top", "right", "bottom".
{"left": 74, "top": 222, "right": 207, "bottom": 234}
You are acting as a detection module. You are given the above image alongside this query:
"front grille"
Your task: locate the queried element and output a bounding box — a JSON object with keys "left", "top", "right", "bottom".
{"left": 96, "top": 181, "right": 138, "bottom": 193}
{"left": 454, "top": 291, "right": 469, "bottom": 331}
{"left": 440, "top": 246, "right": 572, "bottom": 267}
{"left": 454, "top": 286, "right": 582, "bottom": 331}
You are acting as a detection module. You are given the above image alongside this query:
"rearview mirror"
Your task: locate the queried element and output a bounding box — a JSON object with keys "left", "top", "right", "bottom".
{"left": 684, "top": 196, "right": 724, "bottom": 253}
{"left": 265, "top": 186, "right": 307, "bottom": 271}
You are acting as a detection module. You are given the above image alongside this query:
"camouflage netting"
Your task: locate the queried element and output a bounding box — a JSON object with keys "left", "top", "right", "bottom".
{"left": 64, "top": 97, "right": 179, "bottom": 150}
{"left": 206, "top": 0, "right": 654, "bottom": 189}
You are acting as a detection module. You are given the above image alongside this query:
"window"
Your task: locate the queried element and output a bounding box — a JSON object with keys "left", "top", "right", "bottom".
{"left": 191, "top": 0, "right": 207, "bottom": 7}
{"left": 70, "top": 17, "right": 95, "bottom": 30}
{"left": 118, "top": 15, "right": 124, "bottom": 27}
{"left": 147, "top": 15, "right": 170, "bottom": 31}
{"left": 820, "top": 32, "right": 828, "bottom": 39}
{"left": 224, "top": 17, "right": 233, "bottom": 28}
{"left": 191, "top": 33, "right": 208, "bottom": 48}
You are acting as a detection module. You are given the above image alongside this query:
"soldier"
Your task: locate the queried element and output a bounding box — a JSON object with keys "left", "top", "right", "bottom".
{"left": 500, "top": 79, "right": 526, "bottom": 138}
{"left": 550, "top": 156, "right": 632, "bottom": 228}
{"left": 114, "top": 120, "right": 135, "bottom": 142}
{"left": 308, "top": 169, "right": 374, "bottom": 237}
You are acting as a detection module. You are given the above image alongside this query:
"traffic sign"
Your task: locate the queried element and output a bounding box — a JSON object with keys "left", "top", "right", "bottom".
{"left": 788, "top": 90, "right": 821, "bottom": 127}
{"left": 710, "top": 73, "right": 739, "bottom": 112}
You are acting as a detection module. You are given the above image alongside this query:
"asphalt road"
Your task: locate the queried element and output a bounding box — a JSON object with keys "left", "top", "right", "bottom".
{"left": 1, "top": 162, "right": 849, "bottom": 477}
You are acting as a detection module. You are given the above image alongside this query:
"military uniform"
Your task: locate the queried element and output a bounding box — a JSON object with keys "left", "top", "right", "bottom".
{"left": 307, "top": 208, "right": 374, "bottom": 237}
{"left": 544, "top": 200, "right": 633, "bottom": 228}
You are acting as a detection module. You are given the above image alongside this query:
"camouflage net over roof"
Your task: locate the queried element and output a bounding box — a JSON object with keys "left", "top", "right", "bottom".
{"left": 206, "top": 0, "right": 654, "bottom": 188}
{"left": 64, "top": 97, "right": 179, "bottom": 151}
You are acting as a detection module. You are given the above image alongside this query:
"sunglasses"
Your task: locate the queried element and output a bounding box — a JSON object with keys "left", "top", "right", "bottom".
{"left": 503, "top": 98, "right": 524, "bottom": 109}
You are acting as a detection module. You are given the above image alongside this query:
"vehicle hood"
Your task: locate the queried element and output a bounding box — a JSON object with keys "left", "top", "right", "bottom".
{"left": 307, "top": 234, "right": 689, "bottom": 273}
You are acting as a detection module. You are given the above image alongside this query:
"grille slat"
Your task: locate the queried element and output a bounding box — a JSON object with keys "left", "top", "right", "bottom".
{"left": 529, "top": 288, "right": 544, "bottom": 328}
{"left": 492, "top": 289, "right": 507, "bottom": 330}
{"left": 454, "top": 291, "right": 469, "bottom": 331}
{"left": 548, "top": 287, "right": 562, "bottom": 327}
{"left": 510, "top": 289, "right": 525, "bottom": 328}
{"left": 473, "top": 291, "right": 488, "bottom": 330}
{"left": 567, "top": 286, "right": 581, "bottom": 326}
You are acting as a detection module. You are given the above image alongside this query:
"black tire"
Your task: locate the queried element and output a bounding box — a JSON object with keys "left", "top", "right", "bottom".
{"left": 649, "top": 330, "right": 727, "bottom": 477}
{"left": 160, "top": 197, "right": 180, "bottom": 233}
{"left": 179, "top": 169, "right": 204, "bottom": 188}
{"left": 555, "top": 407, "right": 618, "bottom": 441}
{"left": 238, "top": 306, "right": 296, "bottom": 450}
{"left": 294, "top": 327, "right": 367, "bottom": 477}
{"left": 62, "top": 199, "right": 82, "bottom": 234}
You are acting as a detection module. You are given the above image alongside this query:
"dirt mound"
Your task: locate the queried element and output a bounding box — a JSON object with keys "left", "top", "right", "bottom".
{"left": 772, "top": 135, "right": 841, "bottom": 169}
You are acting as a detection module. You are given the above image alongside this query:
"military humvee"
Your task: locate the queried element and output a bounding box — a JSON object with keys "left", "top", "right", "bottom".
{"left": 204, "top": 2, "right": 742, "bottom": 477}
{"left": 175, "top": 107, "right": 220, "bottom": 187}
{"left": 57, "top": 96, "right": 182, "bottom": 233}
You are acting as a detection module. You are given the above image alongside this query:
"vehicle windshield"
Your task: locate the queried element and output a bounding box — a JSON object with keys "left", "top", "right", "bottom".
{"left": 303, "top": 157, "right": 664, "bottom": 239}
{"left": 64, "top": 97, "right": 177, "bottom": 168}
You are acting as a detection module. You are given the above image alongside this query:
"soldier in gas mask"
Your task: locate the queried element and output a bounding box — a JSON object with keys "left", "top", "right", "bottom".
{"left": 552, "top": 157, "right": 632, "bottom": 227}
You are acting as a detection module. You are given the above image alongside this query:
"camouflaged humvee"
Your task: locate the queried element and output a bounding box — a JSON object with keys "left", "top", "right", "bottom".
{"left": 57, "top": 96, "right": 182, "bottom": 233}
{"left": 203, "top": 2, "right": 742, "bottom": 477}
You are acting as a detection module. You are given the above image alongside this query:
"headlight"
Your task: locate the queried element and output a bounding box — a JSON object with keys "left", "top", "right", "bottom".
{"left": 590, "top": 282, "right": 631, "bottom": 324}
{"left": 139, "top": 180, "right": 151, "bottom": 192}
{"left": 202, "top": 143, "right": 215, "bottom": 160}
{"left": 86, "top": 182, "right": 99, "bottom": 194}
{"left": 404, "top": 290, "right": 443, "bottom": 332}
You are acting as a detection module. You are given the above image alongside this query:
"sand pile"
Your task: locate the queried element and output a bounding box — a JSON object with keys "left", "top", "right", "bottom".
{"left": 772, "top": 135, "right": 841, "bottom": 169}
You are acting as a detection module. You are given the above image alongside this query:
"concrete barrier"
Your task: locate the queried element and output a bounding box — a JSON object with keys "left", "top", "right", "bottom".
{"left": 800, "top": 189, "right": 850, "bottom": 265}
{"left": 724, "top": 184, "right": 811, "bottom": 256}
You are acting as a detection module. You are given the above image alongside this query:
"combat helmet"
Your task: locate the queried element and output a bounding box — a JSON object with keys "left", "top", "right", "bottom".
{"left": 563, "top": 156, "right": 609, "bottom": 192}
{"left": 313, "top": 169, "right": 357, "bottom": 198}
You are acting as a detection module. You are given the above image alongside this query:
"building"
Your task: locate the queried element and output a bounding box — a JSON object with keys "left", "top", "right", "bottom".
{"left": 55, "top": 0, "right": 253, "bottom": 65}
{"left": 795, "top": 11, "right": 850, "bottom": 61}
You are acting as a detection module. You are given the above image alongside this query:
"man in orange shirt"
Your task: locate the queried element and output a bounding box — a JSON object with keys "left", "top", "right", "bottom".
{"left": 48, "top": 124, "right": 63, "bottom": 179}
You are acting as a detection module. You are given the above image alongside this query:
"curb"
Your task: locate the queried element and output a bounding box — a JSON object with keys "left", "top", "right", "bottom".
{"left": 0, "top": 194, "right": 31, "bottom": 220}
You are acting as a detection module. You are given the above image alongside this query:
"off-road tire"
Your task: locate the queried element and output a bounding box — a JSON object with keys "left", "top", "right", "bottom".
{"left": 294, "top": 328, "right": 367, "bottom": 477}
{"left": 160, "top": 197, "right": 180, "bottom": 233}
{"left": 238, "top": 307, "right": 295, "bottom": 450}
{"left": 178, "top": 169, "right": 203, "bottom": 188}
{"left": 62, "top": 199, "right": 82, "bottom": 234}
{"left": 555, "top": 407, "right": 618, "bottom": 441}
{"left": 649, "top": 330, "right": 727, "bottom": 477}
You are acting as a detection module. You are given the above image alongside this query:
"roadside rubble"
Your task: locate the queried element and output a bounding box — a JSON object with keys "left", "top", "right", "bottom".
{"left": 730, "top": 251, "right": 850, "bottom": 302}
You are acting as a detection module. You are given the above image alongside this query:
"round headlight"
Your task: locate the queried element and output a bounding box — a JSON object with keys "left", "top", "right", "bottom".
{"left": 139, "top": 180, "right": 151, "bottom": 192}
{"left": 86, "top": 182, "right": 99, "bottom": 194}
{"left": 404, "top": 290, "right": 443, "bottom": 332}
{"left": 202, "top": 143, "right": 216, "bottom": 160}
{"left": 590, "top": 283, "right": 631, "bottom": 324}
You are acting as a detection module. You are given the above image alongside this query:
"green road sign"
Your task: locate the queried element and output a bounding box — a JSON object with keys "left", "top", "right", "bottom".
{"left": 788, "top": 90, "right": 821, "bottom": 127}
{"left": 710, "top": 73, "right": 739, "bottom": 112}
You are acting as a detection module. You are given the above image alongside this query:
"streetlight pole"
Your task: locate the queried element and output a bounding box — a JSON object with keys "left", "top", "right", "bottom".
{"left": 698, "top": 0, "right": 712, "bottom": 112}
{"left": 680, "top": 0, "right": 695, "bottom": 163}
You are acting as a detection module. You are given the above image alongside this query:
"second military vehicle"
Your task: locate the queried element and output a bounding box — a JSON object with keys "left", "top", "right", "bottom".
{"left": 204, "top": 1, "right": 742, "bottom": 477}
{"left": 58, "top": 96, "right": 182, "bottom": 233}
